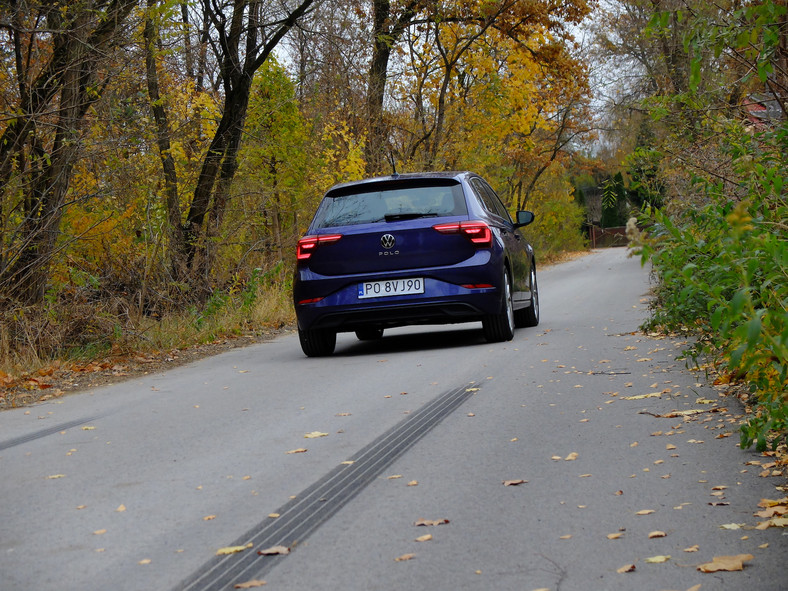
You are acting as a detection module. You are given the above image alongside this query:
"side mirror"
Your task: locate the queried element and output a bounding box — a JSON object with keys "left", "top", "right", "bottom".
{"left": 515, "top": 210, "right": 535, "bottom": 227}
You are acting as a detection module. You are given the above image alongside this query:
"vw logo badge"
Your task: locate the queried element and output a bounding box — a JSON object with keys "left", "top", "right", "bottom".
{"left": 380, "top": 234, "right": 396, "bottom": 249}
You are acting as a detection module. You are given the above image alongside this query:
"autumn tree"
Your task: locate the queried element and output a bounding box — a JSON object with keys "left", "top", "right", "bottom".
{"left": 235, "top": 59, "right": 310, "bottom": 264}
{"left": 0, "top": 0, "right": 140, "bottom": 306}
{"left": 363, "top": 0, "right": 592, "bottom": 175}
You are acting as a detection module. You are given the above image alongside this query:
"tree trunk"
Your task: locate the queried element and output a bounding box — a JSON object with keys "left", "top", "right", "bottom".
{"left": 144, "top": 0, "right": 188, "bottom": 282}
{"left": 364, "top": 0, "right": 423, "bottom": 175}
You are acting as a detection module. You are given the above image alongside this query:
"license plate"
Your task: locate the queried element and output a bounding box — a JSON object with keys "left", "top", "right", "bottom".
{"left": 358, "top": 278, "right": 424, "bottom": 299}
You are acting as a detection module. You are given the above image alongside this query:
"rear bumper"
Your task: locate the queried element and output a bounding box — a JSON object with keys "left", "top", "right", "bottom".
{"left": 297, "top": 292, "right": 500, "bottom": 331}
{"left": 294, "top": 253, "right": 504, "bottom": 332}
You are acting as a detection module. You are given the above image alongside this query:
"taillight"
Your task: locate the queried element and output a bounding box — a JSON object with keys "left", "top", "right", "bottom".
{"left": 433, "top": 221, "right": 492, "bottom": 247}
{"left": 296, "top": 234, "right": 343, "bottom": 260}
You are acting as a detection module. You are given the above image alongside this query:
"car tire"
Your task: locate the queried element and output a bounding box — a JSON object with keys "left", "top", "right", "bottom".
{"left": 355, "top": 328, "right": 384, "bottom": 341}
{"left": 515, "top": 262, "right": 539, "bottom": 328}
{"left": 298, "top": 327, "right": 337, "bottom": 357}
{"left": 482, "top": 269, "right": 515, "bottom": 342}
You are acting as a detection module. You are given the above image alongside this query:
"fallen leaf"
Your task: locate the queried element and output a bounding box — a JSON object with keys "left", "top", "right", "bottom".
{"left": 395, "top": 553, "right": 416, "bottom": 562}
{"left": 268, "top": 513, "right": 279, "bottom": 518}
{"left": 336, "top": 412, "right": 351, "bottom": 417}
{"left": 758, "top": 497, "right": 788, "bottom": 508}
{"left": 116, "top": 504, "right": 126, "bottom": 512}
{"left": 648, "top": 531, "right": 666, "bottom": 539}
{"left": 258, "top": 545, "right": 289, "bottom": 555}
{"left": 697, "top": 554, "right": 753, "bottom": 572}
{"left": 387, "top": 474, "right": 402, "bottom": 479}
{"left": 607, "top": 533, "right": 623, "bottom": 540}
{"left": 719, "top": 523, "right": 745, "bottom": 530}
{"left": 636, "top": 509, "right": 655, "bottom": 515}
{"left": 503, "top": 479, "right": 527, "bottom": 486}
{"left": 644, "top": 555, "right": 670, "bottom": 563}
{"left": 755, "top": 505, "right": 788, "bottom": 518}
{"left": 234, "top": 581, "right": 267, "bottom": 589}
{"left": 217, "top": 544, "right": 252, "bottom": 555}
{"left": 304, "top": 431, "right": 328, "bottom": 439}
{"left": 81, "top": 426, "right": 96, "bottom": 431}
{"left": 93, "top": 529, "right": 107, "bottom": 535}
{"left": 415, "top": 534, "right": 432, "bottom": 542}
{"left": 407, "top": 480, "right": 418, "bottom": 487}
{"left": 138, "top": 559, "right": 151, "bottom": 565}
{"left": 204, "top": 515, "right": 216, "bottom": 521}
{"left": 559, "top": 534, "right": 572, "bottom": 539}
{"left": 617, "top": 564, "right": 636, "bottom": 573}
{"left": 684, "top": 545, "right": 700, "bottom": 552}
{"left": 47, "top": 474, "right": 66, "bottom": 479}
{"left": 565, "top": 452, "right": 579, "bottom": 461}
{"left": 622, "top": 392, "right": 661, "bottom": 400}
{"left": 341, "top": 461, "right": 354, "bottom": 465}
{"left": 666, "top": 444, "right": 677, "bottom": 450}
{"left": 286, "top": 448, "right": 307, "bottom": 454}
{"left": 414, "top": 518, "right": 449, "bottom": 526}
{"left": 755, "top": 516, "right": 788, "bottom": 529}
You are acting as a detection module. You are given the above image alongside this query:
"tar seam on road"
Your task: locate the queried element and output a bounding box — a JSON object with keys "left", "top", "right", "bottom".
{"left": 0, "top": 416, "right": 101, "bottom": 452}
{"left": 176, "top": 379, "right": 482, "bottom": 591}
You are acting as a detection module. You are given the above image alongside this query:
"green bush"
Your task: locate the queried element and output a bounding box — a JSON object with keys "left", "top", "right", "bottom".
{"left": 637, "top": 155, "right": 788, "bottom": 451}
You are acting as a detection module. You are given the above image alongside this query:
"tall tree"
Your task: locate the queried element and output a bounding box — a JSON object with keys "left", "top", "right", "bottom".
{"left": 142, "top": 0, "right": 317, "bottom": 294}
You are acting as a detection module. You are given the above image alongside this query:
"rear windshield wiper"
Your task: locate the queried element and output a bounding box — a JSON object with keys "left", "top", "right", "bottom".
{"left": 384, "top": 212, "right": 438, "bottom": 222}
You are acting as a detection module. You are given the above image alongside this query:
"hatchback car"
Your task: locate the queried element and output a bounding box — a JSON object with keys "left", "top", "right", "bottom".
{"left": 293, "top": 171, "right": 539, "bottom": 356}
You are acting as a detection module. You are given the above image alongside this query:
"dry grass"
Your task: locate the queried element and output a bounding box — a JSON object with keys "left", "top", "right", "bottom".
{"left": 0, "top": 284, "right": 296, "bottom": 382}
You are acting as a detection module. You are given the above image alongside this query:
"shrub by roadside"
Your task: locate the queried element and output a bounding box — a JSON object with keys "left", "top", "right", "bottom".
{"left": 632, "top": 194, "right": 787, "bottom": 452}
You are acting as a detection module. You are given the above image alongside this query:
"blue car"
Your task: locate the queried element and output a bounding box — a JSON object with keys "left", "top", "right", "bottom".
{"left": 293, "top": 171, "right": 539, "bottom": 356}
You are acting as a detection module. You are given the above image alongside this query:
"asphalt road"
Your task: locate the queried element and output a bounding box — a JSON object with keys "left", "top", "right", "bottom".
{"left": 1, "top": 248, "right": 785, "bottom": 591}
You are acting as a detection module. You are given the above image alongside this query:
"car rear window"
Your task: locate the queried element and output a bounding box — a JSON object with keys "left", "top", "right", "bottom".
{"left": 312, "top": 181, "right": 468, "bottom": 228}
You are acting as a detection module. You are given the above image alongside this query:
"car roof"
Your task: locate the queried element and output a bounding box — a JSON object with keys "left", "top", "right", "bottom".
{"left": 324, "top": 171, "right": 475, "bottom": 197}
